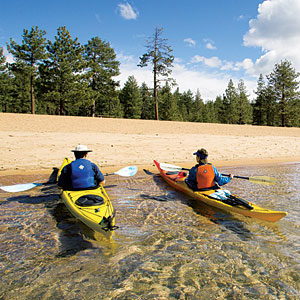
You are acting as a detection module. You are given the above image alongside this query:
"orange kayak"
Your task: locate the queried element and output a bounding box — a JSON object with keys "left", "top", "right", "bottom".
{"left": 154, "top": 160, "right": 287, "bottom": 222}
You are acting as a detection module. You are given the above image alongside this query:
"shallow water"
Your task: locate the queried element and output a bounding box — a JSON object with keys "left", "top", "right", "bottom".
{"left": 0, "top": 163, "right": 299, "bottom": 299}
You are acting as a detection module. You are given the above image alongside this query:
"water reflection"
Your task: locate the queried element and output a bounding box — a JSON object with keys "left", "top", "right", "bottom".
{"left": 0, "top": 163, "right": 299, "bottom": 299}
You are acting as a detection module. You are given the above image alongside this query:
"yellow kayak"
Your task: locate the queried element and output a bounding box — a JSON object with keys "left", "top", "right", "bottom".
{"left": 154, "top": 160, "right": 287, "bottom": 222}
{"left": 57, "top": 158, "right": 116, "bottom": 232}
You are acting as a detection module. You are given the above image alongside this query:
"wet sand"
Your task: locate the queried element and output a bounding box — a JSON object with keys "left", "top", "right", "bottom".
{"left": 0, "top": 113, "right": 300, "bottom": 175}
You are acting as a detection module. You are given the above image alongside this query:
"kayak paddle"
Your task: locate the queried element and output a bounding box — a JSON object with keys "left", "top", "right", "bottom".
{"left": 0, "top": 182, "right": 44, "bottom": 193}
{"left": 159, "top": 162, "right": 276, "bottom": 186}
{"left": 0, "top": 166, "right": 138, "bottom": 193}
{"left": 104, "top": 166, "right": 138, "bottom": 177}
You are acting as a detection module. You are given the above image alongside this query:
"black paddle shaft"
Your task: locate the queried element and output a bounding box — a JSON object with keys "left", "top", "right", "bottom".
{"left": 222, "top": 174, "right": 249, "bottom": 180}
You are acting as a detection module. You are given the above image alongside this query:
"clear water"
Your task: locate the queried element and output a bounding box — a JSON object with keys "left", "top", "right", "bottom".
{"left": 0, "top": 163, "right": 299, "bottom": 299}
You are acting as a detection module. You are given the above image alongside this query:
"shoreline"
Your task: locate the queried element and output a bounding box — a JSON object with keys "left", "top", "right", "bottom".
{"left": 1, "top": 155, "right": 299, "bottom": 177}
{"left": 0, "top": 113, "right": 300, "bottom": 177}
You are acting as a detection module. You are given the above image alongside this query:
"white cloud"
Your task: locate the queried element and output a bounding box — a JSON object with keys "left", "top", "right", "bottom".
{"left": 191, "top": 55, "right": 222, "bottom": 68}
{"left": 184, "top": 38, "right": 196, "bottom": 47}
{"left": 116, "top": 53, "right": 256, "bottom": 101}
{"left": 243, "top": 0, "right": 300, "bottom": 75}
{"left": 206, "top": 42, "right": 216, "bottom": 50}
{"left": 118, "top": 3, "right": 138, "bottom": 20}
{"left": 2, "top": 47, "right": 14, "bottom": 63}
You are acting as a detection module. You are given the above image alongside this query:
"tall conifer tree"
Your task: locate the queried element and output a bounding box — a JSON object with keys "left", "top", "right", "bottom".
{"left": 83, "top": 37, "right": 120, "bottom": 117}
{"left": 237, "top": 79, "right": 252, "bottom": 124}
{"left": 40, "top": 26, "right": 86, "bottom": 115}
{"left": 267, "top": 60, "right": 300, "bottom": 127}
{"left": 119, "top": 76, "right": 142, "bottom": 119}
{"left": 138, "top": 27, "right": 174, "bottom": 120}
{"left": 0, "top": 47, "right": 12, "bottom": 112}
{"left": 140, "top": 82, "right": 154, "bottom": 119}
{"left": 159, "top": 83, "right": 181, "bottom": 121}
{"left": 7, "top": 26, "right": 47, "bottom": 114}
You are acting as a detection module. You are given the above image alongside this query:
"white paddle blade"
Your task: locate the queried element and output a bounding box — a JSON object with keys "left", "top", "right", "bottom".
{"left": 0, "top": 182, "right": 43, "bottom": 193}
{"left": 159, "top": 163, "right": 183, "bottom": 172}
{"left": 114, "top": 166, "right": 138, "bottom": 177}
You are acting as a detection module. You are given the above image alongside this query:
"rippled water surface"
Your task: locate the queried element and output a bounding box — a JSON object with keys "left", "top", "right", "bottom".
{"left": 0, "top": 163, "right": 299, "bottom": 299}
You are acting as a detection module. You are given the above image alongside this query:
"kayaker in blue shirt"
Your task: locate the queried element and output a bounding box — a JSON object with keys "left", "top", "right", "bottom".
{"left": 58, "top": 144, "right": 105, "bottom": 190}
{"left": 185, "top": 148, "right": 233, "bottom": 191}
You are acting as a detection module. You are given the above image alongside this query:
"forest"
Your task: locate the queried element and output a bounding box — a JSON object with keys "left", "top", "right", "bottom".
{"left": 0, "top": 26, "right": 300, "bottom": 127}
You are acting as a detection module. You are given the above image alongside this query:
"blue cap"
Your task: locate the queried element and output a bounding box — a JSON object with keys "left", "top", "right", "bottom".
{"left": 193, "top": 149, "right": 208, "bottom": 159}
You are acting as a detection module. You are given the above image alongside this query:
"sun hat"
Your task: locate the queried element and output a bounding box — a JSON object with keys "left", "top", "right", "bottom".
{"left": 193, "top": 148, "right": 208, "bottom": 159}
{"left": 71, "top": 144, "right": 92, "bottom": 152}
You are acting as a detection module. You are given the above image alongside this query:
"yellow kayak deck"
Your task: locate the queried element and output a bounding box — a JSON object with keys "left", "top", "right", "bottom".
{"left": 58, "top": 158, "right": 116, "bottom": 232}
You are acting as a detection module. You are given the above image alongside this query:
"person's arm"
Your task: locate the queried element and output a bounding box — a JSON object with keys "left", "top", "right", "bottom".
{"left": 92, "top": 163, "right": 105, "bottom": 185}
{"left": 57, "top": 165, "right": 70, "bottom": 189}
{"left": 212, "top": 165, "right": 233, "bottom": 186}
{"left": 185, "top": 166, "right": 198, "bottom": 190}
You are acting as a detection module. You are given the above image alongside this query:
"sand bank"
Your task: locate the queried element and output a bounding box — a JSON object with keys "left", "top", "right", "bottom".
{"left": 0, "top": 113, "right": 300, "bottom": 175}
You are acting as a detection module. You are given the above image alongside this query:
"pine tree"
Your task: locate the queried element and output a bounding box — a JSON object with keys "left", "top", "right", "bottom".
{"left": 267, "top": 60, "right": 300, "bottom": 127}
{"left": 159, "top": 83, "right": 181, "bottom": 120}
{"left": 138, "top": 27, "right": 174, "bottom": 120}
{"left": 253, "top": 74, "right": 267, "bottom": 125}
{"left": 264, "top": 84, "right": 278, "bottom": 126}
{"left": 204, "top": 100, "right": 218, "bottom": 123}
{"left": 178, "top": 90, "right": 194, "bottom": 121}
{"left": 7, "top": 26, "right": 47, "bottom": 114}
{"left": 119, "top": 76, "right": 142, "bottom": 119}
{"left": 0, "top": 47, "right": 13, "bottom": 112}
{"left": 237, "top": 79, "right": 252, "bottom": 124}
{"left": 214, "top": 95, "right": 224, "bottom": 123}
{"left": 223, "top": 79, "right": 239, "bottom": 124}
{"left": 39, "top": 26, "right": 87, "bottom": 115}
{"left": 191, "top": 90, "right": 205, "bottom": 122}
{"left": 9, "top": 60, "right": 31, "bottom": 113}
{"left": 140, "top": 82, "right": 155, "bottom": 119}
{"left": 83, "top": 37, "right": 120, "bottom": 117}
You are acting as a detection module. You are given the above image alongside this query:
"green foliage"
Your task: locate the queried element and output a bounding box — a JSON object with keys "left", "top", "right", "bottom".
{"left": 2, "top": 26, "right": 300, "bottom": 128}
{"left": 83, "top": 37, "right": 120, "bottom": 117}
{"left": 7, "top": 26, "right": 47, "bottom": 114}
{"left": 140, "top": 82, "right": 155, "bottom": 119}
{"left": 253, "top": 74, "right": 267, "bottom": 125}
{"left": 237, "top": 80, "right": 252, "bottom": 124}
{"left": 138, "top": 27, "right": 175, "bottom": 120}
{"left": 119, "top": 76, "right": 142, "bottom": 119}
{"left": 0, "top": 47, "right": 13, "bottom": 112}
{"left": 8, "top": 60, "right": 31, "bottom": 113}
{"left": 39, "top": 26, "right": 88, "bottom": 115}
{"left": 223, "top": 79, "right": 239, "bottom": 124}
{"left": 191, "top": 90, "right": 205, "bottom": 122}
{"left": 267, "top": 60, "right": 300, "bottom": 127}
{"left": 159, "top": 83, "right": 181, "bottom": 121}
{"left": 203, "top": 100, "right": 218, "bottom": 123}
{"left": 178, "top": 90, "right": 194, "bottom": 121}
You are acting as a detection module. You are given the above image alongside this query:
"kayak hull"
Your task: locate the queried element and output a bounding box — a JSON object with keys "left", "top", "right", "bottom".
{"left": 154, "top": 160, "right": 287, "bottom": 222}
{"left": 58, "top": 158, "right": 116, "bottom": 232}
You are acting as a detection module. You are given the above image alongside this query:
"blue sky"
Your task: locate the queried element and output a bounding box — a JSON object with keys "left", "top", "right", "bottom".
{"left": 1, "top": 0, "right": 300, "bottom": 101}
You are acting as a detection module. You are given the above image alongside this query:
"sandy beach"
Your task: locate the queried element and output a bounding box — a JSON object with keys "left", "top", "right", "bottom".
{"left": 0, "top": 112, "right": 300, "bottom": 175}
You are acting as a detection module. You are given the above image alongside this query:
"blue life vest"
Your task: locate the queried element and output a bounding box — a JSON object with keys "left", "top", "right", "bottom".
{"left": 70, "top": 159, "right": 95, "bottom": 189}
